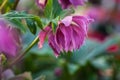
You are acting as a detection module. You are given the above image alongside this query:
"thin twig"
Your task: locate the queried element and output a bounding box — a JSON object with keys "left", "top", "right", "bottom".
{"left": 0, "top": 65, "right": 2, "bottom": 80}
{"left": 0, "top": 0, "right": 8, "bottom": 13}
{"left": 4, "top": 36, "right": 39, "bottom": 71}
{"left": 12, "top": 0, "right": 20, "bottom": 10}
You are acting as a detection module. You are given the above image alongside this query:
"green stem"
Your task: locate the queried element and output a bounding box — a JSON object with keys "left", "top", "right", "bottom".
{"left": 0, "top": 65, "right": 2, "bottom": 79}
{"left": 5, "top": 36, "right": 39, "bottom": 70}
{"left": 0, "top": 54, "right": 3, "bottom": 79}
{"left": 0, "top": 0, "right": 8, "bottom": 13}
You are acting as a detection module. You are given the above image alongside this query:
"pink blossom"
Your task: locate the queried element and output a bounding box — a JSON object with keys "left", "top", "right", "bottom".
{"left": 38, "top": 16, "right": 92, "bottom": 57}
{"left": 0, "top": 18, "right": 21, "bottom": 57}
{"left": 36, "top": 0, "right": 85, "bottom": 9}
{"left": 36, "top": 0, "right": 47, "bottom": 9}
{"left": 58, "top": 0, "right": 85, "bottom": 9}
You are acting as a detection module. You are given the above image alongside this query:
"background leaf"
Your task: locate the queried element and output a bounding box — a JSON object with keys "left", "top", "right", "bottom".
{"left": 71, "top": 36, "right": 120, "bottom": 65}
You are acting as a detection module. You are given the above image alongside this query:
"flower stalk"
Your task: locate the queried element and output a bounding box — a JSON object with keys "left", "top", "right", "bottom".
{"left": 0, "top": 65, "right": 2, "bottom": 79}
{"left": 0, "top": 0, "right": 8, "bottom": 13}
{"left": 4, "top": 36, "right": 39, "bottom": 70}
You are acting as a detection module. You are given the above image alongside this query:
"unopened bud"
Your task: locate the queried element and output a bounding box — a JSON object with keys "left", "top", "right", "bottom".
{"left": 0, "top": 53, "right": 7, "bottom": 65}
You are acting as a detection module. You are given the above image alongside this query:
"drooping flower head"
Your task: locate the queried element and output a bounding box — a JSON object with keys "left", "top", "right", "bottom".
{"left": 0, "top": 18, "right": 22, "bottom": 57}
{"left": 38, "top": 16, "right": 92, "bottom": 57}
{"left": 58, "top": 0, "right": 85, "bottom": 9}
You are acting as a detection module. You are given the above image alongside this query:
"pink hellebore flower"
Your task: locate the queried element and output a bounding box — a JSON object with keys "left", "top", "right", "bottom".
{"left": 58, "top": 0, "right": 85, "bottom": 9}
{"left": 36, "top": 0, "right": 47, "bottom": 9}
{"left": 38, "top": 16, "right": 92, "bottom": 57}
{"left": 0, "top": 18, "right": 21, "bottom": 57}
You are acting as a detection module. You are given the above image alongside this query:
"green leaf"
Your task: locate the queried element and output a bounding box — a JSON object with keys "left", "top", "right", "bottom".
{"left": 52, "top": 0, "right": 62, "bottom": 18}
{"left": 33, "top": 16, "right": 43, "bottom": 29}
{"left": 3, "top": 11, "right": 43, "bottom": 32}
{"left": 59, "top": 8, "right": 75, "bottom": 19}
{"left": 3, "top": 11, "right": 34, "bottom": 32}
{"left": 3, "top": 11, "right": 34, "bottom": 19}
{"left": 26, "top": 19, "right": 37, "bottom": 35}
{"left": 51, "top": 16, "right": 60, "bottom": 32}
{"left": 8, "top": 19, "right": 26, "bottom": 32}
{"left": 44, "top": 0, "right": 63, "bottom": 19}
{"left": 44, "top": 0, "right": 53, "bottom": 19}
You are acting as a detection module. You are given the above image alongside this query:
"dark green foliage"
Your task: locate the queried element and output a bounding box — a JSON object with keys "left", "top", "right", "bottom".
{"left": 26, "top": 19, "right": 37, "bottom": 34}
{"left": 3, "top": 11, "right": 43, "bottom": 34}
